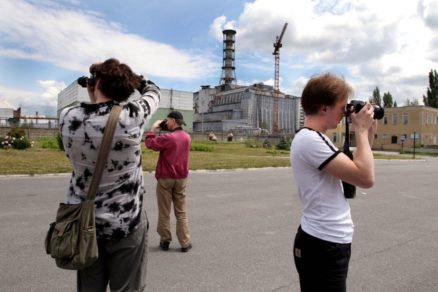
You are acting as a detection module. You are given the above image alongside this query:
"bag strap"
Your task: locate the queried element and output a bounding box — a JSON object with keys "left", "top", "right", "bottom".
{"left": 86, "top": 105, "right": 122, "bottom": 201}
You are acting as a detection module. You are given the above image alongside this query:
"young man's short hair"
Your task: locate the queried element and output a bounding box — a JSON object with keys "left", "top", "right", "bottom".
{"left": 301, "top": 73, "right": 353, "bottom": 115}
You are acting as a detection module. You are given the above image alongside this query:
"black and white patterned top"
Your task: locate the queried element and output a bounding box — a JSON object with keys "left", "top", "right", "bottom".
{"left": 59, "top": 84, "right": 160, "bottom": 240}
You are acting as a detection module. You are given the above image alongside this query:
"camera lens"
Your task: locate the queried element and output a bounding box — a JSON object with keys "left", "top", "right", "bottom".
{"left": 372, "top": 105, "right": 384, "bottom": 120}
{"left": 348, "top": 100, "right": 384, "bottom": 120}
{"left": 159, "top": 119, "right": 168, "bottom": 131}
{"left": 77, "top": 76, "right": 88, "bottom": 88}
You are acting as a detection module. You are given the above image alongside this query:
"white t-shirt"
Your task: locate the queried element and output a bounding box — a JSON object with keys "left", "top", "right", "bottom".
{"left": 290, "top": 128, "right": 354, "bottom": 243}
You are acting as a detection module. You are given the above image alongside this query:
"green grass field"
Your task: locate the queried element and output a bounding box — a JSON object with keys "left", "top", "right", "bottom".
{"left": 0, "top": 138, "right": 417, "bottom": 175}
{"left": 0, "top": 140, "right": 292, "bottom": 175}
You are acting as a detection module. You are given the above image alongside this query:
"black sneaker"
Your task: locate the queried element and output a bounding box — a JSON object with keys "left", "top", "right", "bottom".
{"left": 160, "top": 241, "right": 170, "bottom": 251}
{"left": 181, "top": 243, "right": 192, "bottom": 253}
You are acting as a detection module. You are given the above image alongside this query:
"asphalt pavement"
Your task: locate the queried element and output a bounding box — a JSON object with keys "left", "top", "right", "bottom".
{"left": 0, "top": 158, "right": 437, "bottom": 291}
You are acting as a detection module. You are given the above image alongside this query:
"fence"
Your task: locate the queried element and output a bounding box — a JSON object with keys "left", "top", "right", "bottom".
{"left": 0, "top": 127, "right": 59, "bottom": 139}
{"left": 0, "top": 127, "right": 293, "bottom": 146}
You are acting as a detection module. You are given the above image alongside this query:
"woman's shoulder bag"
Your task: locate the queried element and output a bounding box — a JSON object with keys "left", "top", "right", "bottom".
{"left": 44, "top": 105, "right": 122, "bottom": 270}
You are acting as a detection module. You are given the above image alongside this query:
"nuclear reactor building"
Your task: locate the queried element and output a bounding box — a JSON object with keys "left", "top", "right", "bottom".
{"left": 193, "top": 29, "right": 301, "bottom": 135}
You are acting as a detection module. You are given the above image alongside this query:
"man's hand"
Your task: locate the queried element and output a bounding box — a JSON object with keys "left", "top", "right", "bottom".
{"left": 150, "top": 119, "right": 163, "bottom": 131}
{"left": 351, "top": 101, "right": 374, "bottom": 134}
{"left": 138, "top": 76, "right": 159, "bottom": 94}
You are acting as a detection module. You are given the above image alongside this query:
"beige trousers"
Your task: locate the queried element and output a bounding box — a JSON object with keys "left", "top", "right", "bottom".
{"left": 156, "top": 178, "right": 191, "bottom": 247}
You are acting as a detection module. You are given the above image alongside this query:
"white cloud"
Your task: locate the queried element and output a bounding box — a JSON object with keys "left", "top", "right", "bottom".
{"left": 39, "top": 80, "right": 65, "bottom": 106}
{"left": 209, "top": 16, "right": 237, "bottom": 41}
{"left": 0, "top": 0, "right": 216, "bottom": 79}
{"left": 0, "top": 80, "right": 64, "bottom": 116}
{"left": 0, "top": 98, "right": 16, "bottom": 109}
{"left": 215, "top": 0, "right": 438, "bottom": 104}
{"left": 419, "top": 0, "right": 438, "bottom": 29}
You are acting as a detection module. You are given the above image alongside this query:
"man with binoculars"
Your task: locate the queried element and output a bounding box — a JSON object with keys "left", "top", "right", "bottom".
{"left": 145, "top": 111, "right": 192, "bottom": 253}
{"left": 290, "top": 73, "right": 378, "bottom": 292}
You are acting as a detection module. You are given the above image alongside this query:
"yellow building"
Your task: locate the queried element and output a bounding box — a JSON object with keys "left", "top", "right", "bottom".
{"left": 327, "top": 106, "right": 438, "bottom": 151}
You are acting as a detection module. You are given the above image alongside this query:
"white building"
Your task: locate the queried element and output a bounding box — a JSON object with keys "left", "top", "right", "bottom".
{"left": 57, "top": 81, "right": 194, "bottom": 132}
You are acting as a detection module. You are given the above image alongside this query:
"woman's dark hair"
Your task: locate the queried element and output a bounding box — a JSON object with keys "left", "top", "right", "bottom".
{"left": 301, "top": 73, "right": 353, "bottom": 115}
{"left": 89, "top": 58, "right": 141, "bottom": 102}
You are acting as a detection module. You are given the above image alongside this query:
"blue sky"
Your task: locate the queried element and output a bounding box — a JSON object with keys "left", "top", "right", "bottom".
{"left": 1, "top": 0, "right": 438, "bottom": 116}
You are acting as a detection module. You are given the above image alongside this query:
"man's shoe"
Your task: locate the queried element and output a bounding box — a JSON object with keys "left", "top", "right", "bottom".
{"left": 181, "top": 243, "right": 192, "bottom": 253}
{"left": 160, "top": 241, "right": 170, "bottom": 251}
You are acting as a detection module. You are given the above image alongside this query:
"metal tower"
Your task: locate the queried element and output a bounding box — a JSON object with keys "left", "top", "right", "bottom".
{"left": 273, "top": 23, "right": 288, "bottom": 92}
{"left": 272, "top": 22, "right": 288, "bottom": 133}
{"left": 220, "top": 29, "right": 237, "bottom": 85}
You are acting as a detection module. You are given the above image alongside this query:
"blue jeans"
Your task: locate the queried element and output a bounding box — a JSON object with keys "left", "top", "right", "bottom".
{"left": 293, "top": 226, "right": 351, "bottom": 292}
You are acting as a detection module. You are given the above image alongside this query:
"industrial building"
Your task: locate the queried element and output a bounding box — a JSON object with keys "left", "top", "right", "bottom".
{"left": 193, "top": 83, "right": 300, "bottom": 134}
{"left": 57, "top": 82, "right": 193, "bottom": 132}
{"left": 192, "top": 29, "right": 301, "bottom": 135}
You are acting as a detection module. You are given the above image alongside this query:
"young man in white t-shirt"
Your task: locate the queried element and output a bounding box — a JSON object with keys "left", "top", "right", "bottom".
{"left": 290, "top": 73, "right": 377, "bottom": 292}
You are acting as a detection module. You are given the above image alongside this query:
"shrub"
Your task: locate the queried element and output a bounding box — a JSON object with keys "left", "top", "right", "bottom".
{"left": 276, "top": 136, "right": 291, "bottom": 151}
{"left": 0, "top": 135, "right": 32, "bottom": 150}
{"left": 191, "top": 143, "right": 214, "bottom": 152}
{"left": 0, "top": 136, "right": 12, "bottom": 149}
{"left": 262, "top": 138, "right": 272, "bottom": 149}
{"left": 8, "top": 127, "right": 26, "bottom": 139}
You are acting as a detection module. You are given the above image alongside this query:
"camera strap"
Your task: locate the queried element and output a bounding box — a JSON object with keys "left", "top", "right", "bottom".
{"left": 343, "top": 116, "right": 351, "bottom": 154}
{"left": 342, "top": 115, "right": 356, "bottom": 199}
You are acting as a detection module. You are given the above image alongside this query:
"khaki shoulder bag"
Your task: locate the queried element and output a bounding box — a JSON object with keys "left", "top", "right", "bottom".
{"left": 45, "top": 105, "right": 122, "bottom": 270}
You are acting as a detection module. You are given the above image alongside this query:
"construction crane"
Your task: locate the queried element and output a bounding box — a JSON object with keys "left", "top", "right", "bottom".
{"left": 272, "top": 22, "right": 288, "bottom": 133}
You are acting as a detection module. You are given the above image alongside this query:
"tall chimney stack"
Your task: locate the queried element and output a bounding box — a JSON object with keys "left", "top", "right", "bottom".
{"left": 220, "top": 29, "right": 236, "bottom": 85}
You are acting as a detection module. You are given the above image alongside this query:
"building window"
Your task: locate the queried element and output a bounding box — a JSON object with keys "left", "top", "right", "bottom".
{"left": 391, "top": 136, "right": 398, "bottom": 144}
{"left": 332, "top": 133, "right": 337, "bottom": 143}
{"left": 383, "top": 116, "right": 388, "bottom": 125}
{"left": 392, "top": 114, "right": 398, "bottom": 125}
{"left": 403, "top": 113, "right": 408, "bottom": 125}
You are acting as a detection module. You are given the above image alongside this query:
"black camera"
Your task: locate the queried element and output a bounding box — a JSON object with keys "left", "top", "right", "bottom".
{"left": 77, "top": 75, "right": 96, "bottom": 88}
{"left": 341, "top": 100, "right": 384, "bottom": 199}
{"left": 159, "top": 119, "right": 168, "bottom": 131}
{"left": 345, "top": 100, "right": 384, "bottom": 120}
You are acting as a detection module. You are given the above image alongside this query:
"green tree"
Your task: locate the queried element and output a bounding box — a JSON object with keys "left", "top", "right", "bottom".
{"left": 393, "top": 101, "right": 398, "bottom": 107}
{"left": 405, "top": 98, "right": 419, "bottom": 106}
{"left": 370, "top": 87, "right": 382, "bottom": 106}
{"left": 423, "top": 69, "right": 438, "bottom": 108}
{"left": 382, "top": 92, "right": 393, "bottom": 107}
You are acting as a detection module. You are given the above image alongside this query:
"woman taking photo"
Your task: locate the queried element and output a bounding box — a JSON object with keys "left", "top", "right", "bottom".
{"left": 59, "top": 58, "right": 160, "bottom": 291}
